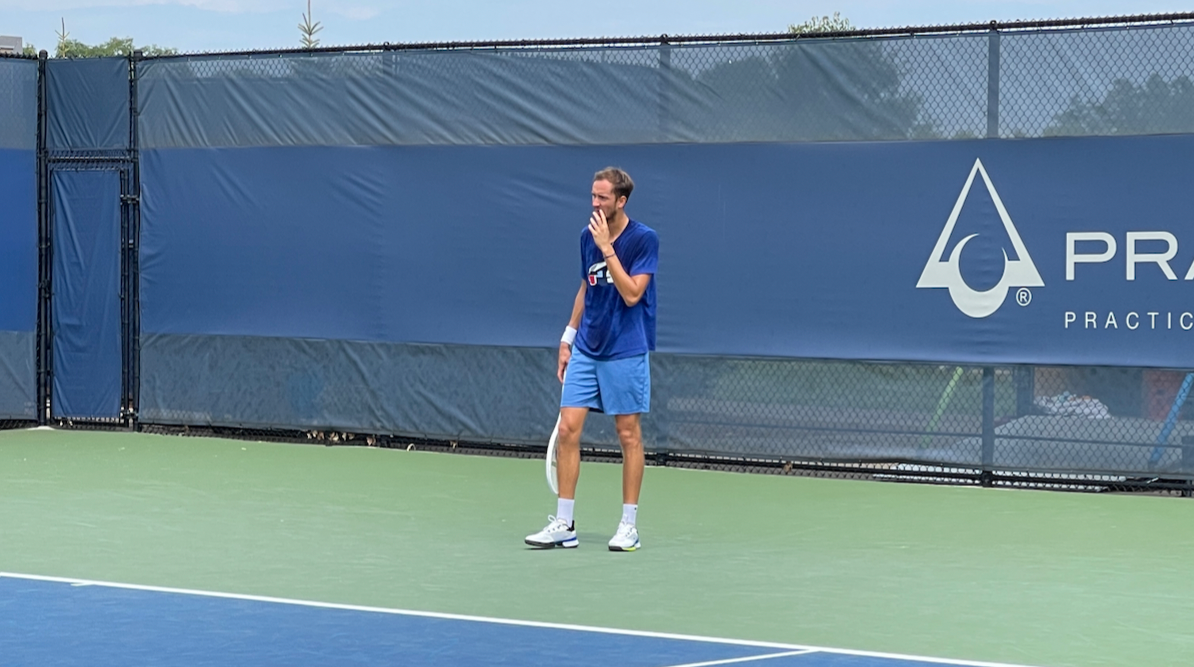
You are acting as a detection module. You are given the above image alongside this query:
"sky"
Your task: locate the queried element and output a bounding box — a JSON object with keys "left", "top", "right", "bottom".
{"left": 1, "top": 0, "right": 1190, "bottom": 55}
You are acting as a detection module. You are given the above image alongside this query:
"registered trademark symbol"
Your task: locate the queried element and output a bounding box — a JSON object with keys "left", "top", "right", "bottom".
{"left": 1016, "top": 288, "right": 1032, "bottom": 307}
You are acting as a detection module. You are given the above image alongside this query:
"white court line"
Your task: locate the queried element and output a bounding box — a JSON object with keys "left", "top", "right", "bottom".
{"left": 663, "top": 649, "right": 817, "bottom": 667}
{"left": 0, "top": 571, "right": 1042, "bottom": 667}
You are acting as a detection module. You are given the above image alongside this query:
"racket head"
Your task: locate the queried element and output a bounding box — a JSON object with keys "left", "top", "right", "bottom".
{"left": 546, "top": 414, "right": 560, "bottom": 495}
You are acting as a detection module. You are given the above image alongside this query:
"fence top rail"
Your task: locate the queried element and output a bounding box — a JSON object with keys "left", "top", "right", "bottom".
{"left": 0, "top": 51, "right": 37, "bottom": 61}
{"left": 133, "top": 10, "right": 1194, "bottom": 60}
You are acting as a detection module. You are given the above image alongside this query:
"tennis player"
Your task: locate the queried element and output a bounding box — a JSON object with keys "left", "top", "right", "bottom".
{"left": 526, "top": 167, "right": 658, "bottom": 552}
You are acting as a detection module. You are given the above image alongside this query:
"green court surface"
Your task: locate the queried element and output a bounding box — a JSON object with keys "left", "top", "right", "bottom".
{"left": 2, "top": 427, "right": 1192, "bottom": 667}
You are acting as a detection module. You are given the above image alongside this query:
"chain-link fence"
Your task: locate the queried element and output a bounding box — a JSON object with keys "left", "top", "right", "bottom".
{"left": 134, "top": 354, "right": 1194, "bottom": 494}
{"left": 22, "top": 15, "right": 1194, "bottom": 493}
{"left": 648, "top": 357, "right": 1194, "bottom": 493}
{"left": 141, "top": 15, "right": 1194, "bottom": 146}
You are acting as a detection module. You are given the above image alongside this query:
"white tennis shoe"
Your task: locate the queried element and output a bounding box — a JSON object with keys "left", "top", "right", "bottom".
{"left": 607, "top": 521, "right": 640, "bottom": 552}
{"left": 525, "top": 515, "right": 578, "bottom": 549}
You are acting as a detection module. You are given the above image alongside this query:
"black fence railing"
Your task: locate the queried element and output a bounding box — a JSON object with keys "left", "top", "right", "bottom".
{"left": 143, "top": 11, "right": 1194, "bottom": 59}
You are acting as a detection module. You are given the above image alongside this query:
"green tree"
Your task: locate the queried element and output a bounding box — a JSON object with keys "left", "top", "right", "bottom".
{"left": 56, "top": 37, "right": 178, "bottom": 58}
{"left": 299, "top": 0, "right": 323, "bottom": 49}
{"left": 789, "top": 12, "right": 852, "bottom": 35}
{"left": 1045, "top": 73, "right": 1194, "bottom": 136}
{"left": 54, "top": 19, "right": 177, "bottom": 58}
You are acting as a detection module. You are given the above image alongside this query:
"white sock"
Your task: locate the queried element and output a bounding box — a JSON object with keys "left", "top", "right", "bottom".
{"left": 557, "top": 498, "right": 575, "bottom": 526}
{"left": 621, "top": 503, "right": 637, "bottom": 526}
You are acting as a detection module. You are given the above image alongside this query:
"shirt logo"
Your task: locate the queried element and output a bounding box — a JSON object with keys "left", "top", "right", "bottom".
{"left": 916, "top": 158, "right": 1044, "bottom": 318}
{"left": 588, "top": 260, "right": 612, "bottom": 286}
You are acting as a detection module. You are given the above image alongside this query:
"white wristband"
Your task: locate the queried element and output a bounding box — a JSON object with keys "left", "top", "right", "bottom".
{"left": 561, "top": 326, "right": 577, "bottom": 346}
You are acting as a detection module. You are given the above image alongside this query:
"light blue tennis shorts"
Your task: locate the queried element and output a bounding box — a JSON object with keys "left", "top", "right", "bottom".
{"left": 561, "top": 350, "right": 651, "bottom": 415}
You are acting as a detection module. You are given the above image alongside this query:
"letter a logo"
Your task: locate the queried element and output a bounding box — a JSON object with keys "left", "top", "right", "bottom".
{"left": 916, "top": 158, "right": 1043, "bottom": 318}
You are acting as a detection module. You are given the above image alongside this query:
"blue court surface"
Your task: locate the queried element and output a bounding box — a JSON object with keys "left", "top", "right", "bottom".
{"left": 0, "top": 573, "right": 1039, "bottom": 667}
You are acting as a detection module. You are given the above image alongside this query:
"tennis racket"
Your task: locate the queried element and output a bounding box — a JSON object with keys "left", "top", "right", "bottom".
{"left": 546, "top": 412, "right": 561, "bottom": 495}
{"left": 546, "top": 367, "right": 567, "bottom": 495}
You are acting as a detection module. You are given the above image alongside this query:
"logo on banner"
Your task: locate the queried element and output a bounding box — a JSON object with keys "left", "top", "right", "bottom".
{"left": 916, "top": 158, "right": 1044, "bottom": 318}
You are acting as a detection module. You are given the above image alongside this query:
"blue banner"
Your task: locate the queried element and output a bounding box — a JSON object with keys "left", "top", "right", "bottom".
{"left": 140, "top": 134, "right": 1194, "bottom": 368}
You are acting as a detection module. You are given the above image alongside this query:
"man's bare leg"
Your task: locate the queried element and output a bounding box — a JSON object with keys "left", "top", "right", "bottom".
{"left": 607, "top": 413, "right": 644, "bottom": 551}
{"left": 614, "top": 413, "right": 644, "bottom": 504}
{"left": 556, "top": 407, "right": 589, "bottom": 500}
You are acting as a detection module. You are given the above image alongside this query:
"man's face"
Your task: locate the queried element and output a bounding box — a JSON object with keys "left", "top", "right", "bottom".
{"left": 591, "top": 179, "right": 624, "bottom": 221}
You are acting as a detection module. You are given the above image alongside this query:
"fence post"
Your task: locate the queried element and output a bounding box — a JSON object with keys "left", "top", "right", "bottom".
{"left": 983, "top": 25, "right": 1001, "bottom": 485}
{"left": 981, "top": 367, "right": 996, "bottom": 485}
{"left": 987, "top": 23, "right": 1000, "bottom": 139}
{"left": 126, "top": 50, "right": 142, "bottom": 429}
{"left": 35, "top": 50, "right": 50, "bottom": 426}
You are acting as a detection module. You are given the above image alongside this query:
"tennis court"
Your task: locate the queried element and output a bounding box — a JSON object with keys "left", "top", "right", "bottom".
{"left": 3, "top": 573, "right": 1033, "bottom": 667}
{"left": 2, "top": 428, "right": 1192, "bottom": 667}
{"left": 8, "top": 17, "right": 1194, "bottom": 667}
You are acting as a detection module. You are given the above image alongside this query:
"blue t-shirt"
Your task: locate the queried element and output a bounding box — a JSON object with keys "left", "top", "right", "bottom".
{"left": 576, "top": 219, "right": 659, "bottom": 361}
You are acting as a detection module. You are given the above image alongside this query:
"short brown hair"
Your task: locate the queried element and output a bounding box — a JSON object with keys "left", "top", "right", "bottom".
{"left": 593, "top": 167, "right": 635, "bottom": 201}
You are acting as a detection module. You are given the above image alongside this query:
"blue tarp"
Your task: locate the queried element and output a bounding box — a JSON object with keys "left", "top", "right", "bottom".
{"left": 47, "top": 58, "right": 129, "bottom": 152}
{"left": 0, "top": 58, "right": 38, "bottom": 150}
{"left": 0, "top": 148, "right": 38, "bottom": 418}
{"left": 0, "top": 150, "right": 38, "bottom": 333}
{"left": 52, "top": 170, "right": 123, "bottom": 419}
{"left": 141, "top": 135, "right": 1194, "bottom": 368}
{"left": 0, "top": 59, "right": 39, "bottom": 418}
{"left": 125, "top": 27, "right": 1194, "bottom": 474}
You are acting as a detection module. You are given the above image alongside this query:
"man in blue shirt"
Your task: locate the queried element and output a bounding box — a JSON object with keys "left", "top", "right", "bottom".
{"left": 526, "top": 167, "right": 658, "bottom": 552}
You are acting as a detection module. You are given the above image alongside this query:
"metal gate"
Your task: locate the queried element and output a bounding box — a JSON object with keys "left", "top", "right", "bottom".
{"left": 39, "top": 55, "right": 139, "bottom": 424}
